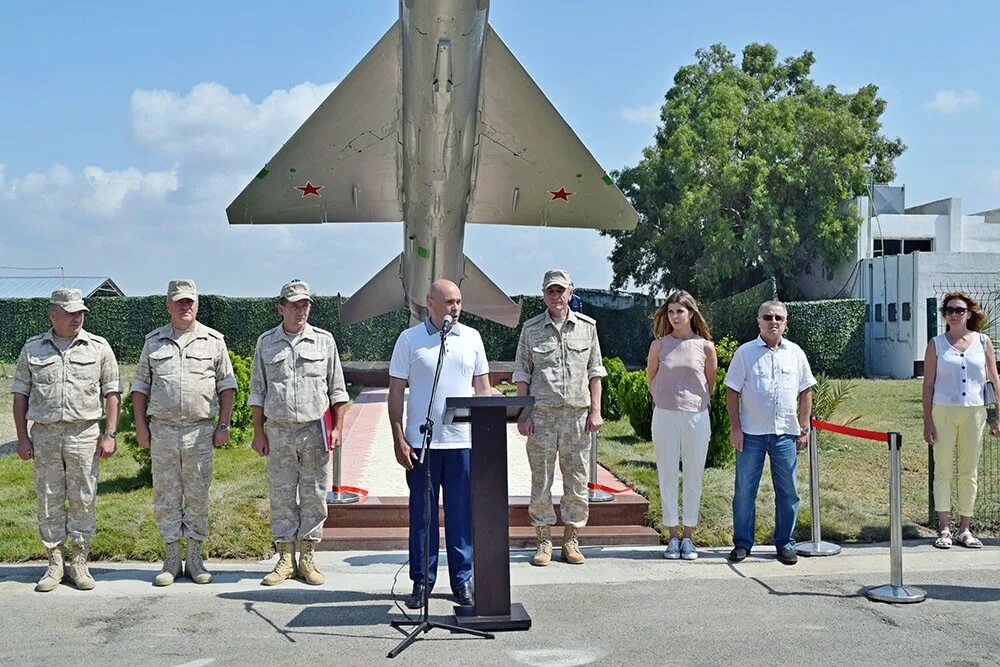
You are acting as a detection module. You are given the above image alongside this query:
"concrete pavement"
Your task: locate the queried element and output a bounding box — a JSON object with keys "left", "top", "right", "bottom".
{"left": 3, "top": 541, "right": 999, "bottom": 665}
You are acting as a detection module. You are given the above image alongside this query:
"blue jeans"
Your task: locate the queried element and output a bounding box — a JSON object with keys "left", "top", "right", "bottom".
{"left": 732, "top": 433, "right": 800, "bottom": 551}
{"left": 406, "top": 448, "right": 472, "bottom": 595}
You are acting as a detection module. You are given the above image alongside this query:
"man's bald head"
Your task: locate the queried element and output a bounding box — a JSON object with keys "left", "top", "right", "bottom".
{"left": 426, "top": 279, "right": 462, "bottom": 328}
{"left": 428, "top": 279, "right": 460, "bottom": 300}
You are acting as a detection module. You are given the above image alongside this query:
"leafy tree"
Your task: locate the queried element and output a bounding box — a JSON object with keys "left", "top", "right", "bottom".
{"left": 606, "top": 43, "right": 905, "bottom": 300}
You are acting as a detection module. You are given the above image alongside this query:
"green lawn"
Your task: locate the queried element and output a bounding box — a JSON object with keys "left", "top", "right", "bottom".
{"left": 597, "top": 379, "right": 990, "bottom": 546}
{"left": 1, "top": 374, "right": 992, "bottom": 559}
{"left": 0, "top": 365, "right": 357, "bottom": 562}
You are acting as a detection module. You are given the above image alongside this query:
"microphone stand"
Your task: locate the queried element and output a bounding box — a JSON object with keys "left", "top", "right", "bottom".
{"left": 388, "top": 318, "right": 494, "bottom": 658}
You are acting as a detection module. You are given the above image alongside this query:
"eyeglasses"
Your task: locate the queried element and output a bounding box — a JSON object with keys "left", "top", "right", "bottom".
{"left": 760, "top": 314, "right": 786, "bottom": 322}
{"left": 944, "top": 307, "right": 968, "bottom": 316}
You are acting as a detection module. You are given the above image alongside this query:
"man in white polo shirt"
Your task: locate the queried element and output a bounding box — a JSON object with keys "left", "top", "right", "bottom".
{"left": 388, "top": 279, "right": 491, "bottom": 609}
{"left": 725, "top": 299, "right": 815, "bottom": 566}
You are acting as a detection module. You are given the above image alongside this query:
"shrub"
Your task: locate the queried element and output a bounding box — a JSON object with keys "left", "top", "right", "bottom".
{"left": 618, "top": 370, "right": 652, "bottom": 440}
{"left": 601, "top": 356, "right": 628, "bottom": 420}
{"left": 227, "top": 350, "right": 253, "bottom": 447}
{"left": 706, "top": 336, "right": 739, "bottom": 468}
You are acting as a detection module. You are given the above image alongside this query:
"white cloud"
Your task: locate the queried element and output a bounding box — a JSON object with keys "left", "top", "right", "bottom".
{"left": 130, "top": 80, "right": 337, "bottom": 165}
{"left": 2, "top": 163, "right": 178, "bottom": 218}
{"left": 80, "top": 165, "right": 179, "bottom": 216}
{"left": 619, "top": 104, "right": 660, "bottom": 126}
{"left": 923, "top": 89, "right": 981, "bottom": 114}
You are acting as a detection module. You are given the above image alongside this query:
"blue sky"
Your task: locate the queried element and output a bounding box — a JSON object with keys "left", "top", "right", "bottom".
{"left": 2, "top": 0, "right": 998, "bottom": 298}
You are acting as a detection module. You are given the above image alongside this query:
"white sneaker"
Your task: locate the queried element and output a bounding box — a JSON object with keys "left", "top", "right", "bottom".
{"left": 663, "top": 537, "right": 680, "bottom": 559}
{"left": 680, "top": 538, "right": 698, "bottom": 560}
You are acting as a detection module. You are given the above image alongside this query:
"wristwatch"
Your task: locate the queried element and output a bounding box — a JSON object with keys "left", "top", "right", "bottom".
{"left": 105, "top": 430, "right": 117, "bottom": 439}
{"left": 798, "top": 425, "right": 809, "bottom": 436}
{"left": 216, "top": 422, "right": 230, "bottom": 432}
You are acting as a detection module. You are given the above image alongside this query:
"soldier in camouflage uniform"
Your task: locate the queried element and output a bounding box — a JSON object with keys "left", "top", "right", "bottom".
{"left": 12, "top": 288, "right": 121, "bottom": 592}
{"left": 514, "top": 270, "right": 606, "bottom": 566}
{"left": 132, "top": 279, "right": 237, "bottom": 586}
{"left": 249, "top": 280, "right": 349, "bottom": 586}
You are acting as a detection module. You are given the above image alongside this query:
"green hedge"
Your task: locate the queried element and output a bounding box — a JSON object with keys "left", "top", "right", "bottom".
{"left": 784, "top": 299, "right": 865, "bottom": 378}
{"left": 0, "top": 291, "right": 865, "bottom": 376}
{"left": 0, "top": 295, "right": 544, "bottom": 364}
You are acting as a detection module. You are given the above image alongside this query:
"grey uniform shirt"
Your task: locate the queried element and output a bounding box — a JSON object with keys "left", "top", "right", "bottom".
{"left": 248, "top": 323, "right": 349, "bottom": 423}
{"left": 513, "top": 310, "right": 606, "bottom": 409}
{"left": 131, "top": 322, "right": 238, "bottom": 424}
{"left": 11, "top": 328, "right": 121, "bottom": 424}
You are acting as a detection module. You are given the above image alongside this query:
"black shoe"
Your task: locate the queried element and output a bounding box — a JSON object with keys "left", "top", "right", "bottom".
{"left": 404, "top": 583, "right": 426, "bottom": 609}
{"left": 777, "top": 546, "right": 798, "bottom": 565}
{"left": 728, "top": 547, "right": 749, "bottom": 563}
{"left": 454, "top": 580, "right": 474, "bottom": 607}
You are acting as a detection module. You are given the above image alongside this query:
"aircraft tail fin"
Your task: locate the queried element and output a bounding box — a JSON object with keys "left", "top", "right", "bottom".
{"left": 339, "top": 254, "right": 407, "bottom": 326}
{"left": 460, "top": 255, "right": 522, "bottom": 328}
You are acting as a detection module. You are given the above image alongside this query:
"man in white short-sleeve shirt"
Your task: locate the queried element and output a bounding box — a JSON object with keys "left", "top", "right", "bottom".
{"left": 388, "top": 279, "right": 491, "bottom": 609}
{"left": 724, "top": 300, "right": 815, "bottom": 566}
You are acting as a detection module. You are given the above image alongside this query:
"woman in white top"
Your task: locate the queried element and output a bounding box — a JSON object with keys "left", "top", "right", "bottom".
{"left": 646, "top": 291, "right": 717, "bottom": 560}
{"left": 922, "top": 291, "right": 1000, "bottom": 549}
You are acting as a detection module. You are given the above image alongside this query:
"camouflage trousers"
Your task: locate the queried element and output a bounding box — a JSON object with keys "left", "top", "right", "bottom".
{"left": 150, "top": 420, "right": 216, "bottom": 542}
{"left": 526, "top": 407, "right": 590, "bottom": 529}
{"left": 30, "top": 420, "right": 101, "bottom": 550}
{"left": 266, "top": 421, "right": 330, "bottom": 543}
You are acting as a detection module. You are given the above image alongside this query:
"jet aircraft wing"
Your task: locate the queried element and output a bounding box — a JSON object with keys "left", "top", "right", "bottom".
{"left": 466, "top": 27, "right": 638, "bottom": 231}
{"left": 227, "top": 21, "right": 403, "bottom": 226}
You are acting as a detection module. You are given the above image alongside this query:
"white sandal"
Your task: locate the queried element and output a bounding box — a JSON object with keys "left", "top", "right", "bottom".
{"left": 955, "top": 530, "right": 983, "bottom": 549}
{"left": 934, "top": 528, "right": 952, "bottom": 549}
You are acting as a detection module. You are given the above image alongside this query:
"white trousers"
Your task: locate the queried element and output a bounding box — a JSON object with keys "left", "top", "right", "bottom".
{"left": 652, "top": 408, "right": 711, "bottom": 528}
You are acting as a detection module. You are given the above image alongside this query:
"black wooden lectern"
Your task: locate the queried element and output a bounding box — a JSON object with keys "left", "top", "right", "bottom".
{"left": 444, "top": 395, "right": 534, "bottom": 631}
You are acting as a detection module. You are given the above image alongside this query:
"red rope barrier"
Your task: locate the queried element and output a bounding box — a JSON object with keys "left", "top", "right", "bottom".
{"left": 811, "top": 417, "right": 888, "bottom": 442}
{"left": 331, "top": 485, "right": 369, "bottom": 497}
{"left": 588, "top": 482, "right": 631, "bottom": 494}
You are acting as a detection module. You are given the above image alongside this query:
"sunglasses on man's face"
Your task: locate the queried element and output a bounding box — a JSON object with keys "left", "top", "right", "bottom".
{"left": 760, "top": 314, "right": 786, "bottom": 322}
{"left": 944, "top": 307, "right": 968, "bottom": 315}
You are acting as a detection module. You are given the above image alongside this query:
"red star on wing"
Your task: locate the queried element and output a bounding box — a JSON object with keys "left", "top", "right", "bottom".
{"left": 295, "top": 181, "right": 324, "bottom": 197}
{"left": 548, "top": 186, "right": 574, "bottom": 201}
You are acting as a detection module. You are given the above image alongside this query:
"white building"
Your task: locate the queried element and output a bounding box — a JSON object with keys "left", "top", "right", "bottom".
{"left": 798, "top": 186, "right": 1000, "bottom": 378}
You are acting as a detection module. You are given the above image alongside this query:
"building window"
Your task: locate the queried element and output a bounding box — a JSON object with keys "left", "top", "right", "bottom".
{"left": 888, "top": 303, "right": 897, "bottom": 322}
{"left": 875, "top": 304, "right": 883, "bottom": 322}
{"left": 873, "top": 238, "right": 933, "bottom": 257}
{"left": 902, "top": 302, "right": 911, "bottom": 321}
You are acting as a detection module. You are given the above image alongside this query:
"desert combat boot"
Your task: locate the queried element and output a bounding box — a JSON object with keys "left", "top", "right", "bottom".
{"left": 35, "top": 547, "right": 64, "bottom": 592}
{"left": 562, "top": 525, "right": 585, "bottom": 564}
{"left": 154, "top": 541, "right": 183, "bottom": 586}
{"left": 297, "top": 540, "right": 325, "bottom": 585}
{"left": 532, "top": 525, "right": 553, "bottom": 566}
{"left": 68, "top": 544, "right": 96, "bottom": 590}
{"left": 185, "top": 539, "right": 213, "bottom": 584}
{"left": 261, "top": 541, "right": 297, "bottom": 586}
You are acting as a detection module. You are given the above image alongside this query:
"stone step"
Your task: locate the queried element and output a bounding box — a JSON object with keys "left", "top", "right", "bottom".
{"left": 325, "top": 494, "right": 649, "bottom": 529}
{"left": 318, "top": 525, "right": 661, "bottom": 551}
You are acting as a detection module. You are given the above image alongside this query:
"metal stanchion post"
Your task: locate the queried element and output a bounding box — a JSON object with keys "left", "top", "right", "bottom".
{"left": 587, "top": 431, "right": 613, "bottom": 503}
{"left": 326, "top": 443, "right": 360, "bottom": 505}
{"left": 796, "top": 419, "right": 840, "bottom": 557}
{"left": 866, "top": 432, "right": 925, "bottom": 603}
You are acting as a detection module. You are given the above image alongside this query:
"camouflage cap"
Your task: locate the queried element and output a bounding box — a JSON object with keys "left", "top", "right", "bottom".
{"left": 167, "top": 279, "right": 198, "bottom": 301}
{"left": 50, "top": 288, "right": 89, "bottom": 313}
{"left": 542, "top": 269, "right": 573, "bottom": 290}
{"left": 280, "top": 280, "right": 312, "bottom": 302}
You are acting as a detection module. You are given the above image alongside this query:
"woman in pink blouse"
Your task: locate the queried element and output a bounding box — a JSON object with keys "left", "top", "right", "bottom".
{"left": 646, "top": 291, "right": 717, "bottom": 560}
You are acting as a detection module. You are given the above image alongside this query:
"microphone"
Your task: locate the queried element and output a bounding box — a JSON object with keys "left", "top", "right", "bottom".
{"left": 441, "top": 314, "right": 454, "bottom": 334}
